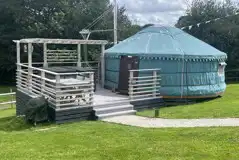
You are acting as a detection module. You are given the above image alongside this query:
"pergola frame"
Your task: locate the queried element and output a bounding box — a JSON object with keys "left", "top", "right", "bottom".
{"left": 13, "top": 38, "right": 108, "bottom": 87}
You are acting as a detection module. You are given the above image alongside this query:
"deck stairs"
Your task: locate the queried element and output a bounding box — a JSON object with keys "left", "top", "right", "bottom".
{"left": 93, "top": 101, "right": 136, "bottom": 120}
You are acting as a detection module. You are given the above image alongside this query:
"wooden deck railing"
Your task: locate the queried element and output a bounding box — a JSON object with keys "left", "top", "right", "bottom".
{"left": 17, "top": 63, "right": 94, "bottom": 108}
{"left": 129, "top": 69, "right": 161, "bottom": 101}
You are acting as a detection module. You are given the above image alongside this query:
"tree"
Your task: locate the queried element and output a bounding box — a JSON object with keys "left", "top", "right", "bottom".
{"left": 176, "top": 0, "right": 239, "bottom": 69}
{"left": 0, "top": 0, "right": 140, "bottom": 84}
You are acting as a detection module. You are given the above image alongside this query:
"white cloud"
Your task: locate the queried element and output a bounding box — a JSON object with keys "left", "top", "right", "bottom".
{"left": 111, "top": 0, "right": 189, "bottom": 26}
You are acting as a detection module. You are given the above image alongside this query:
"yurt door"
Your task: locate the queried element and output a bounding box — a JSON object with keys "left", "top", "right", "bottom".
{"left": 118, "top": 55, "right": 139, "bottom": 94}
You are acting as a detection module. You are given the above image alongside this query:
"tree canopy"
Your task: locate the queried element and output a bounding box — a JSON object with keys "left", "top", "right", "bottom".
{"left": 0, "top": 0, "right": 140, "bottom": 84}
{"left": 176, "top": 0, "right": 239, "bottom": 69}
{"left": 1, "top": 0, "right": 239, "bottom": 84}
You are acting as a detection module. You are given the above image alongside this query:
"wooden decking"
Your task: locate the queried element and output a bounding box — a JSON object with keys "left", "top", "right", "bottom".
{"left": 93, "top": 86, "right": 129, "bottom": 106}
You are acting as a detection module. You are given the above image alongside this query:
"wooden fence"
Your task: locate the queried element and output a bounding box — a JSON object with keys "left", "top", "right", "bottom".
{"left": 225, "top": 69, "right": 239, "bottom": 82}
{"left": 0, "top": 90, "right": 16, "bottom": 109}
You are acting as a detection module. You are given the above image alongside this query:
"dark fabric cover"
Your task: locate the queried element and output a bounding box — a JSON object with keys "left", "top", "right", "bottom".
{"left": 25, "top": 96, "right": 49, "bottom": 124}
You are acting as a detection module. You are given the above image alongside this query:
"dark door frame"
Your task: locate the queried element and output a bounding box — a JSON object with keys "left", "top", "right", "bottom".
{"left": 118, "top": 55, "right": 139, "bottom": 94}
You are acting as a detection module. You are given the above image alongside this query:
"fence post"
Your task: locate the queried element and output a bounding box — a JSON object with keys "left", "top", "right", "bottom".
{"left": 129, "top": 70, "right": 134, "bottom": 100}
{"left": 28, "top": 67, "right": 33, "bottom": 92}
{"left": 10, "top": 89, "right": 13, "bottom": 108}
{"left": 16, "top": 42, "right": 22, "bottom": 89}
{"left": 89, "top": 72, "right": 94, "bottom": 105}
{"left": 41, "top": 71, "right": 45, "bottom": 95}
{"left": 55, "top": 74, "right": 61, "bottom": 109}
{"left": 101, "top": 44, "right": 105, "bottom": 87}
{"left": 77, "top": 44, "right": 82, "bottom": 67}
{"left": 43, "top": 43, "right": 48, "bottom": 68}
{"left": 97, "top": 62, "right": 100, "bottom": 85}
{"left": 28, "top": 43, "right": 33, "bottom": 92}
{"left": 153, "top": 70, "right": 157, "bottom": 98}
{"left": 17, "top": 64, "right": 22, "bottom": 88}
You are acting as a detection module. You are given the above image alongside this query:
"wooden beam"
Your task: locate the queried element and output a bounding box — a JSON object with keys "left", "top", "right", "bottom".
{"left": 83, "top": 44, "right": 88, "bottom": 62}
{"left": 18, "top": 38, "right": 108, "bottom": 45}
{"left": 77, "top": 44, "right": 82, "bottom": 67}
{"left": 28, "top": 43, "right": 33, "bottom": 92}
{"left": 101, "top": 45, "right": 105, "bottom": 87}
{"left": 28, "top": 43, "right": 32, "bottom": 67}
{"left": 43, "top": 43, "right": 48, "bottom": 67}
{"left": 16, "top": 41, "right": 20, "bottom": 64}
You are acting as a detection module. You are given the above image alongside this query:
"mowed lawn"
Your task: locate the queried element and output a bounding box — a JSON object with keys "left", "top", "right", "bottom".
{"left": 137, "top": 84, "right": 239, "bottom": 119}
{"left": 0, "top": 109, "right": 238, "bottom": 160}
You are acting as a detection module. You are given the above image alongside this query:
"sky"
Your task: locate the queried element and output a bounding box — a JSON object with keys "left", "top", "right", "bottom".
{"left": 110, "top": 0, "right": 190, "bottom": 26}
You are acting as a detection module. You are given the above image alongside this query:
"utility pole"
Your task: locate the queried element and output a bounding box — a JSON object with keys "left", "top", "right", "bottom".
{"left": 114, "top": 0, "right": 118, "bottom": 45}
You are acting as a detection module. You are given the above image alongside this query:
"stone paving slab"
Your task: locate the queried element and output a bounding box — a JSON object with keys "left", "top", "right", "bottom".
{"left": 102, "top": 115, "right": 239, "bottom": 128}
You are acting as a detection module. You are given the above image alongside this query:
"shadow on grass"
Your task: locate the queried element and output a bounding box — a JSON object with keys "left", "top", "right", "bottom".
{"left": 0, "top": 116, "right": 53, "bottom": 132}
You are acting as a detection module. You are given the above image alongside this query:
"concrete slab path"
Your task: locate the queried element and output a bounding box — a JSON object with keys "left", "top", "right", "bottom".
{"left": 102, "top": 115, "right": 239, "bottom": 128}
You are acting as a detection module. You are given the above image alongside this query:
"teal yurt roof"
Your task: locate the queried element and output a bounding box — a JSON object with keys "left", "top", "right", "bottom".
{"left": 106, "top": 25, "right": 227, "bottom": 61}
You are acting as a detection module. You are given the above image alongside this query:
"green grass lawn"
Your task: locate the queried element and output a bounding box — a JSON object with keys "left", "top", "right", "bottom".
{"left": 137, "top": 84, "right": 239, "bottom": 119}
{"left": 0, "top": 109, "right": 238, "bottom": 160}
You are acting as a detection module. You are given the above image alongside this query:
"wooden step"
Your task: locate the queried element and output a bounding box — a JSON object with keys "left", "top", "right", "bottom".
{"left": 97, "top": 110, "right": 136, "bottom": 120}
{"left": 93, "top": 101, "right": 130, "bottom": 109}
{"left": 94, "top": 105, "right": 134, "bottom": 115}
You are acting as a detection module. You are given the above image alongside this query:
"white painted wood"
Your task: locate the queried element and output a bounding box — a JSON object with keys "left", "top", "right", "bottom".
{"left": 129, "top": 70, "right": 134, "bottom": 100}
{"left": 41, "top": 71, "right": 45, "bottom": 95}
{"left": 43, "top": 43, "right": 48, "bottom": 67}
{"left": 128, "top": 68, "right": 161, "bottom": 102}
{"left": 131, "top": 93, "right": 161, "bottom": 99}
{"left": 47, "top": 50, "right": 77, "bottom": 52}
{"left": 0, "top": 101, "right": 16, "bottom": 105}
{"left": 130, "top": 82, "right": 160, "bottom": 87}
{"left": 55, "top": 75, "right": 61, "bottom": 108}
{"left": 17, "top": 38, "right": 108, "bottom": 45}
{"left": 130, "top": 68, "right": 161, "bottom": 72}
{"left": 153, "top": 71, "right": 157, "bottom": 97}
{"left": 0, "top": 92, "right": 16, "bottom": 109}
{"left": 129, "top": 79, "right": 161, "bottom": 83}
{"left": 0, "top": 92, "right": 16, "bottom": 96}
{"left": 27, "top": 43, "right": 33, "bottom": 92}
{"left": 131, "top": 76, "right": 161, "bottom": 79}
{"left": 101, "top": 44, "right": 105, "bottom": 87}
{"left": 16, "top": 41, "right": 20, "bottom": 64}
{"left": 77, "top": 44, "right": 82, "bottom": 67}
{"left": 28, "top": 43, "right": 32, "bottom": 66}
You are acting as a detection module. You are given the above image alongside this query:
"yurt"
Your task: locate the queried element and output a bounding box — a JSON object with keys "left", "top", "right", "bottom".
{"left": 105, "top": 25, "right": 227, "bottom": 98}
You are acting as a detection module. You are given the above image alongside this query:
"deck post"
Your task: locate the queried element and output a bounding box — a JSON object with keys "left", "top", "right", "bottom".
{"left": 43, "top": 43, "right": 48, "bottom": 68}
{"left": 16, "top": 41, "right": 22, "bottom": 87}
{"left": 77, "top": 44, "right": 81, "bottom": 67}
{"left": 41, "top": 71, "right": 45, "bottom": 95}
{"left": 55, "top": 74, "right": 61, "bottom": 109}
{"left": 89, "top": 72, "right": 94, "bottom": 105}
{"left": 153, "top": 70, "right": 157, "bottom": 97}
{"left": 101, "top": 44, "right": 105, "bottom": 87}
{"left": 129, "top": 70, "right": 134, "bottom": 100}
{"left": 28, "top": 43, "right": 33, "bottom": 92}
{"left": 16, "top": 41, "right": 20, "bottom": 64}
